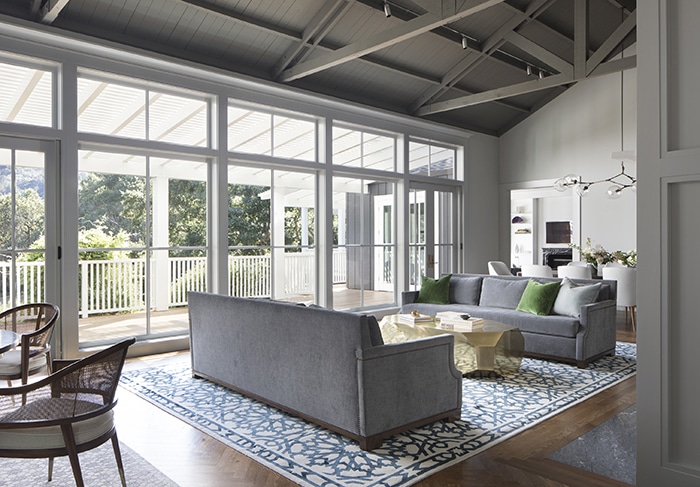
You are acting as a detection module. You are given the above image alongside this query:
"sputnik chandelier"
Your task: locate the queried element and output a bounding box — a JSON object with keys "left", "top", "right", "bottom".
{"left": 553, "top": 160, "right": 637, "bottom": 199}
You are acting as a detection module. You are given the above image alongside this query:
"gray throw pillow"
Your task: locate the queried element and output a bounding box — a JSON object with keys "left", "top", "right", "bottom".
{"left": 479, "top": 278, "right": 529, "bottom": 309}
{"left": 552, "top": 277, "right": 602, "bottom": 318}
{"left": 449, "top": 276, "right": 482, "bottom": 305}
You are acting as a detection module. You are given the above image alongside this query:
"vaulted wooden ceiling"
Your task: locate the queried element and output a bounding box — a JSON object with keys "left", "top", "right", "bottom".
{"left": 0, "top": 0, "right": 636, "bottom": 136}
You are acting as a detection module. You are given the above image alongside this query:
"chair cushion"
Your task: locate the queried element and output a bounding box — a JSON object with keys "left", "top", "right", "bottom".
{"left": 0, "top": 399, "right": 114, "bottom": 450}
{"left": 0, "top": 349, "right": 48, "bottom": 376}
{"left": 416, "top": 274, "right": 451, "bottom": 304}
{"left": 516, "top": 279, "right": 560, "bottom": 316}
{"left": 479, "top": 277, "right": 528, "bottom": 309}
{"left": 552, "top": 277, "right": 602, "bottom": 318}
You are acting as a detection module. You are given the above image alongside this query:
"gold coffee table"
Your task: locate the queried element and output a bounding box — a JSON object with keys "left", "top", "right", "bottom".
{"left": 380, "top": 315, "right": 524, "bottom": 378}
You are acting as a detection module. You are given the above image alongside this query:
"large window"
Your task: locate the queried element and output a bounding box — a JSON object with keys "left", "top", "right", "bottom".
{"left": 0, "top": 42, "right": 465, "bottom": 353}
{"left": 77, "top": 150, "right": 207, "bottom": 344}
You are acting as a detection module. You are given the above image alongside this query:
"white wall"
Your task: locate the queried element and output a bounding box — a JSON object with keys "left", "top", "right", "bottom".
{"left": 499, "top": 69, "right": 637, "bottom": 259}
{"left": 465, "top": 133, "right": 500, "bottom": 274}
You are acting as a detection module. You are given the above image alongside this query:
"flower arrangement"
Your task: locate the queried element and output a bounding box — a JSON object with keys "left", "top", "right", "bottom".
{"left": 569, "top": 238, "right": 637, "bottom": 268}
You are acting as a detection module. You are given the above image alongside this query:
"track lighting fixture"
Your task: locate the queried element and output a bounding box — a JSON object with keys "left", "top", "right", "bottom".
{"left": 538, "top": 70, "right": 544, "bottom": 79}
{"left": 384, "top": 2, "right": 391, "bottom": 17}
{"left": 462, "top": 36, "right": 468, "bottom": 49}
{"left": 526, "top": 65, "right": 532, "bottom": 76}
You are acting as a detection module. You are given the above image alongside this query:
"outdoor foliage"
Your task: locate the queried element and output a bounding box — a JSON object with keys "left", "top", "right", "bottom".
{"left": 0, "top": 188, "right": 44, "bottom": 250}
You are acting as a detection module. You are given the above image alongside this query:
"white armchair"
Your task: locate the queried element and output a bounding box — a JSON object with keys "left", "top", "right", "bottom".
{"left": 488, "top": 261, "right": 512, "bottom": 276}
{"left": 557, "top": 265, "right": 593, "bottom": 279}
{"left": 521, "top": 264, "right": 554, "bottom": 278}
{"left": 602, "top": 266, "right": 637, "bottom": 332}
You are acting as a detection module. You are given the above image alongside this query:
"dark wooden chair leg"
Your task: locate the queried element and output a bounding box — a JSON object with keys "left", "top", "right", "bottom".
{"left": 61, "top": 424, "right": 85, "bottom": 487}
{"left": 48, "top": 457, "right": 54, "bottom": 481}
{"left": 111, "top": 433, "right": 127, "bottom": 487}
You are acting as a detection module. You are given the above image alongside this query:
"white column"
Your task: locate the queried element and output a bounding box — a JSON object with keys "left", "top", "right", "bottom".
{"left": 272, "top": 184, "right": 286, "bottom": 299}
{"left": 152, "top": 176, "right": 170, "bottom": 311}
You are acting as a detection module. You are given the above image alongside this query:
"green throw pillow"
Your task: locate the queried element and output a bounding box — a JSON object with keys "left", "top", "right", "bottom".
{"left": 516, "top": 279, "right": 560, "bottom": 316}
{"left": 416, "top": 274, "right": 452, "bottom": 304}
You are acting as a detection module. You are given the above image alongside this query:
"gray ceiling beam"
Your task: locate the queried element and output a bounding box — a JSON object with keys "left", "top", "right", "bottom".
{"left": 409, "top": 0, "right": 555, "bottom": 113}
{"left": 37, "top": 0, "right": 70, "bottom": 24}
{"left": 416, "top": 55, "right": 636, "bottom": 116}
{"left": 279, "top": 0, "right": 504, "bottom": 82}
{"left": 181, "top": 0, "right": 499, "bottom": 104}
{"left": 574, "top": 0, "right": 588, "bottom": 80}
{"left": 586, "top": 9, "right": 636, "bottom": 75}
{"left": 271, "top": 0, "right": 351, "bottom": 79}
{"left": 503, "top": 30, "right": 573, "bottom": 77}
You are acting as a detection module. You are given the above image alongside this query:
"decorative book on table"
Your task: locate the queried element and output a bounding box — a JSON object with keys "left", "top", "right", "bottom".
{"left": 436, "top": 311, "right": 484, "bottom": 331}
{"left": 398, "top": 313, "right": 434, "bottom": 324}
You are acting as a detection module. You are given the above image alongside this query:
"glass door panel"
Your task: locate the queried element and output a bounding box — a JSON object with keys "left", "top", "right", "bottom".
{"left": 332, "top": 177, "right": 395, "bottom": 310}
{"left": 77, "top": 151, "right": 207, "bottom": 345}
{"left": 0, "top": 137, "right": 56, "bottom": 311}
{"left": 409, "top": 184, "right": 458, "bottom": 290}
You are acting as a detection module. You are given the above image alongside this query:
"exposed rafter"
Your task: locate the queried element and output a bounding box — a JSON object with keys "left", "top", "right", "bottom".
{"left": 279, "top": 0, "right": 504, "bottom": 82}
{"left": 412, "top": 2, "right": 636, "bottom": 117}
{"left": 409, "top": 0, "right": 558, "bottom": 113}
{"left": 270, "top": 0, "right": 354, "bottom": 79}
{"left": 34, "top": 0, "right": 70, "bottom": 24}
{"left": 416, "top": 55, "right": 636, "bottom": 116}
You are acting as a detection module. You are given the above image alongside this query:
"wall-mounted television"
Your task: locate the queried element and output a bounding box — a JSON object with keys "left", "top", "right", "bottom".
{"left": 546, "top": 221, "right": 572, "bottom": 244}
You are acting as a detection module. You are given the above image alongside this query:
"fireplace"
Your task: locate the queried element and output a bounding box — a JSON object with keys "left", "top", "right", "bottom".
{"left": 542, "top": 248, "right": 572, "bottom": 269}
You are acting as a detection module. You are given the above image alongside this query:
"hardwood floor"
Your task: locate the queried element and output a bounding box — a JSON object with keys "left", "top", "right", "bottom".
{"left": 115, "top": 311, "right": 637, "bottom": 487}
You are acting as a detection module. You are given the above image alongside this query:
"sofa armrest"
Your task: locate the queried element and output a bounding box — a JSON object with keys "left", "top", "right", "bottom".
{"left": 355, "top": 335, "right": 462, "bottom": 437}
{"left": 401, "top": 290, "right": 420, "bottom": 306}
{"left": 577, "top": 299, "right": 617, "bottom": 360}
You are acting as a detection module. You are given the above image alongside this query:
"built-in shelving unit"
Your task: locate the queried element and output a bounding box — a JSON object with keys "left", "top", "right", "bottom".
{"left": 510, "top": 198, "right": 536, "bottom": 268}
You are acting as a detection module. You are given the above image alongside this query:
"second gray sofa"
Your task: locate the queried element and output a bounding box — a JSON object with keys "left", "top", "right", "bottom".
{"left": 401, "top": 273, "right": 618, "bottom": 368}
{"left": 189, "top": 292, "right": 463, "bottom": 450}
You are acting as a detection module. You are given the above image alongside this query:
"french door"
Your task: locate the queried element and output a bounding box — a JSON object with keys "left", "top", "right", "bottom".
{"left": 408, "top": 183, "right": 459, "bottom": 288}
{"left": 0, "top": 136, "right": 59, "bottom": 310}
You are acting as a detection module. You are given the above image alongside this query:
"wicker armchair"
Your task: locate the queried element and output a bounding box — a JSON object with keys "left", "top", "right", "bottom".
{"left": 0, "top": 337, "right": 136, "bottom": 487}
{"left": 0, "top": 303, "right": 60, "bottom": 386}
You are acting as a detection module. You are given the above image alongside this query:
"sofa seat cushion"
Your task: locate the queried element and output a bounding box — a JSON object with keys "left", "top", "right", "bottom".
{"left": 399, "top": 304, "right": 579, "bottom": 338}
{"left": 473, "top": 308, "right": 579, "bottom": 338}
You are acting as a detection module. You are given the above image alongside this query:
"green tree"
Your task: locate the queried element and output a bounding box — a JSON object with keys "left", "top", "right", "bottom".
{"left": 228, "top": 185, "right": 270, "bottom": 249}
{"left": 284, "top": 207, "right": 314, "bottom": 249}
{"left": 169, "top": 179, "right": 207, "bottom": 255}
{"left": 0, "top": 189, "right": 44, "bottom": 250}
{"left": 78, "top": 173, "right": 146, "bottom": 245}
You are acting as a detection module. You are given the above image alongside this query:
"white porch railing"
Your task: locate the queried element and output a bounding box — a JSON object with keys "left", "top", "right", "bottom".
{"left": 1, "top": 250, "right": 347, "bottom": 317}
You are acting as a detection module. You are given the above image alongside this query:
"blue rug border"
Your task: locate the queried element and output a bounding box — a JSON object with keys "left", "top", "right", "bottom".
{"left": 120, "top": 342, "right": 637, "bottom": 487}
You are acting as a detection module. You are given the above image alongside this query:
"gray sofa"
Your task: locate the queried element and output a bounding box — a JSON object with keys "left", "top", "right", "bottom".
{"left": 401, "top": 273, "right": 618, "bottom": 368}
{"left": 188, "top": 292, "right": 462, "bottom": 450}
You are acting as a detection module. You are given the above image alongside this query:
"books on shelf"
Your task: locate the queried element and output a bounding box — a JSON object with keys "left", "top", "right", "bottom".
{"left": 397, "top": 313, "right": 434, "bottom": 325}
{"left": 436, "top": 311, "right": 484, "bottom": 331}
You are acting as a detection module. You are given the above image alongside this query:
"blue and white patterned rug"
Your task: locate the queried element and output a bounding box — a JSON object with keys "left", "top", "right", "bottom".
{"left": 120, "top": 342, "right": 636, "bottom": 487}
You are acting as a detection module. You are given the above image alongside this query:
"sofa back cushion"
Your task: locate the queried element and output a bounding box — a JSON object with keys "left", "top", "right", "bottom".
{"left": 449, "top": 276, "right": 482, "bottom": 305}
{"left": 479, "top": 277, "right": 528, "bottom": 309}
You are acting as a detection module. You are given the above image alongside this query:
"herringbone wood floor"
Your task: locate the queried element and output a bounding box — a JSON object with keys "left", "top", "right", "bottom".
{"left": 116, "top": 311, "right": 637, "bottom": 487}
